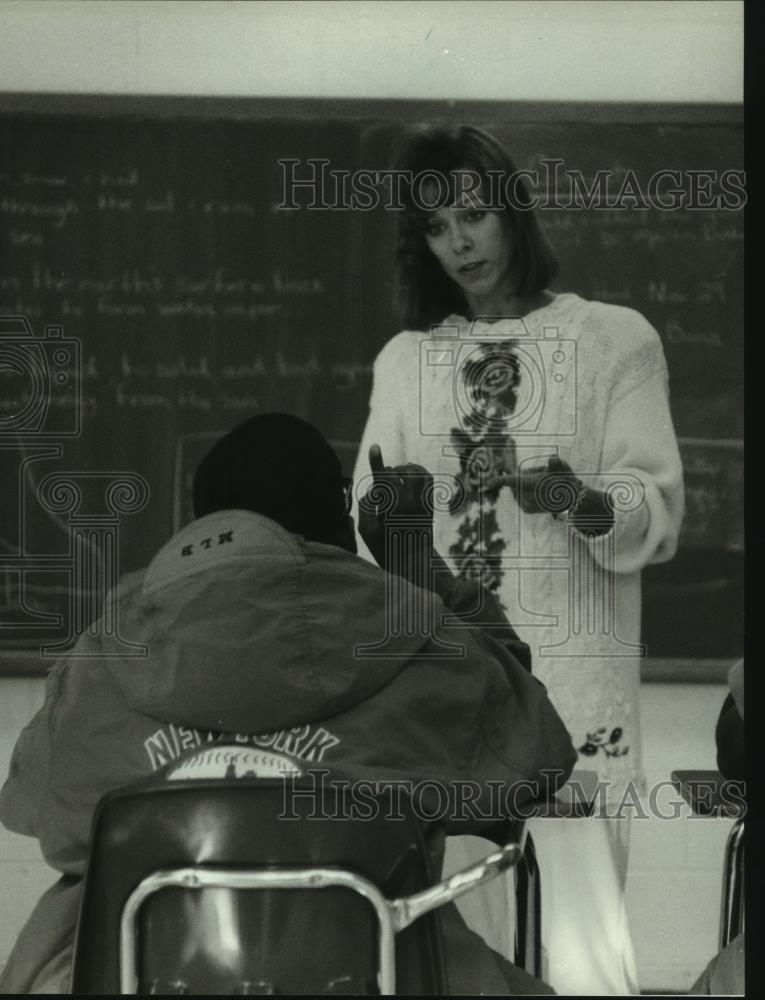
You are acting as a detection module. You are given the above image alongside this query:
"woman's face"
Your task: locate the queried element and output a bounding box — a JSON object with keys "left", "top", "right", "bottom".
{"left": 421, "top": 175, "right": 514, "bottom": 314}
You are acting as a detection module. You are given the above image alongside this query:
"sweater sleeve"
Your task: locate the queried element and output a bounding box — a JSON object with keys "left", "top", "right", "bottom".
{"left": 353, "top": 333, "right": 412, "bottom": 563}
{"left": 467, "top": 628, "right": 577, "bottom": 809}
{"left": 441, "top": 577, "right": 533, "bottom": 672}
{"left": 0, "top": 639, "right": 117, "bottom": 878}
{"left": 437, "top": 583, "right": 576, "bottom": 816}
{"left": 584, "top": 318, "right": 685, "bottom": 574}
{"left": 0, "top": 660, "right": 66, "bottom": 842}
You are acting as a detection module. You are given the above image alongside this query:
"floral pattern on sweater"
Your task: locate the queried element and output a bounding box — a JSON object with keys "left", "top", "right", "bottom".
{"left": 447, "top": 339, "right": 521, "bottom": 605}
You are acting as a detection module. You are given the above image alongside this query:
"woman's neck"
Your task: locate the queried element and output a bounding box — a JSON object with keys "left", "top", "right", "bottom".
{"left": 465, "top": 288, "right": 554, "bottom": 320}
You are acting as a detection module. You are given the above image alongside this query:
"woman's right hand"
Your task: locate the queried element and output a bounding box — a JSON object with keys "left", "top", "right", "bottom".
{"left": 358, "top": 444, "right": 434, "bottom": 571}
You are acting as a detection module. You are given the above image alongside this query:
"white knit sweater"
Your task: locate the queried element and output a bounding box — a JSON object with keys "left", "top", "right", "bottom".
{"left": 354, "top": 293, "right": 685, "bottom": 795}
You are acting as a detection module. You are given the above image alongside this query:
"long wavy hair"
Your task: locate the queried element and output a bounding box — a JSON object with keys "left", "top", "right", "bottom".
{"left": 395, "top": 125, "right": 559, "bottom": 330}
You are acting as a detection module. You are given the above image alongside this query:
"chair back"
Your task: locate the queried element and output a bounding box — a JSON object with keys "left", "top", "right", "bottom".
{"left": 71, "top": 754, "right": 447, "bottom": 994}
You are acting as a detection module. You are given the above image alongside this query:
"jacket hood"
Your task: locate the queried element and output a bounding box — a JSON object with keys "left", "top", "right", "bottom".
{"left": 105, "top": 510, "right": 437, "bottom": 734}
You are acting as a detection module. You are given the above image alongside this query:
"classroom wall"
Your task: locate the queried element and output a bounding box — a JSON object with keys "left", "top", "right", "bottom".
{"left": 0, "top": 0, "right": 743, "bottom": 103}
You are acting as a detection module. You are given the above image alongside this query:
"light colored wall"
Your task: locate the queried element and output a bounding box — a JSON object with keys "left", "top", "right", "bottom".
{"left": 0, "top": 0, "right": 742, "bottom": 103}
{"left": 0, "top": 675, "right": 737, "bottom": 990}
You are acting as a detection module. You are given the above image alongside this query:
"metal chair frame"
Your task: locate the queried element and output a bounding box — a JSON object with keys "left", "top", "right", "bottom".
{"left": 719, "top": 818, "right": 745, "bottom": 949}
{"left": 119, "top": 840, "right": 523, "bottom": 995}
{"left": 670, "top": 770, "right": 745, "bottom": 950}
{"left": 513, "top": 832, "right": 542, "bottom": 978}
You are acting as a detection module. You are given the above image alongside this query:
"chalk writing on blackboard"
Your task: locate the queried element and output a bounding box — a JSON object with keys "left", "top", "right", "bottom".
{"left": 677, "top": 439, "right": 743, "bottom": 551}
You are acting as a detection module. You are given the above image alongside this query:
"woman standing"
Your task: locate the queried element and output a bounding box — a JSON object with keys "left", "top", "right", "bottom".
{"left": 353, "top": 125, "right": 684, "bottom": 994}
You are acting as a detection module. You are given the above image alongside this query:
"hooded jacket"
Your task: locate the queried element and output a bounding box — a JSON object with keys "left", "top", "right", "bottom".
{"left": 0, "top": 509, "right": 575, "bottom": 992}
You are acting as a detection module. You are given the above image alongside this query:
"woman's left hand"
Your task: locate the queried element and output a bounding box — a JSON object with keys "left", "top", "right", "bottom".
{"left": 508, "top": 455, "right": 583, "bottom": 515}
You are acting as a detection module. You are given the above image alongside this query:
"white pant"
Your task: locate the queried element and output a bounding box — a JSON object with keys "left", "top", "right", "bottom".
{"left": 443, "top": 817, "right": 639, "bottom": 996}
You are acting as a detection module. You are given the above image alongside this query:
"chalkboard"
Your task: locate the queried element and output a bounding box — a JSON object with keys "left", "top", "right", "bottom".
{"left": 0, "top": 97, "right": 743, "bottom": 660}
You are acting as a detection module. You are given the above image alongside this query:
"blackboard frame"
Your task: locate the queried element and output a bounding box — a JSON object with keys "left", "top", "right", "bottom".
{"left": 0, "top": 92, "right": 743, "bottom": 124}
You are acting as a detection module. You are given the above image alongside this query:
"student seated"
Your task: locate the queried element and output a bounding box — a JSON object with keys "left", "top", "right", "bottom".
{"left": 0, "top": 413, "right": 575, "bottom": 995}
{"left": 688, "top": 659, "right": 745, "bottom": 997}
